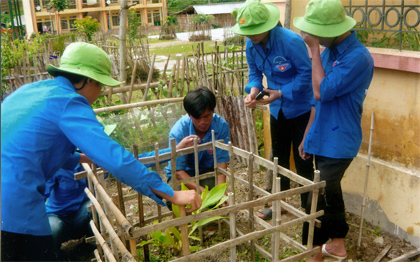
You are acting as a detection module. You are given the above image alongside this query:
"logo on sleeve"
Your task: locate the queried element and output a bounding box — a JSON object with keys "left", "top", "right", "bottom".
{"left": 332, "top": 60, "right": 339, "bottom": 67}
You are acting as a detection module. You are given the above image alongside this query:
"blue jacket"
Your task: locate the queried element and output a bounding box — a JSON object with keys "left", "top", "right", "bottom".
{"left": 303, "top": 32, "right": 374, "bottom": 159}
{"left": 245, "top": 26, "right": 313, "bottom": 119}
{"left": 45, "top": 150, "right": 170, "bottom": 217}
{"left": 1, "top": 76, "right": 173, "bottom": 236}
{"left": 164, "top": 114, "right": 230, "bottom": 180}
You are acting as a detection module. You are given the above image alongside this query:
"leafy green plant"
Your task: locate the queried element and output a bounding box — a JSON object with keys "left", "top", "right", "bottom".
{"left": 356, "top": 26, "right": 420, "bottom": 51}
{"left": 173, "top": 183, "right": 228, "bottom": 237}
{"left": 140, "top": 183, "right": 228, "bottom": 257}
{"left": 127, "top": 10, "right": 143, "bottom": 45}
{"left": 73, "top": 16, "right": 101, "bottom": 42}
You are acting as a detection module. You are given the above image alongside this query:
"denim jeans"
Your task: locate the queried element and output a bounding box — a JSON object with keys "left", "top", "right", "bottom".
{"left": 48, "top": 200, "right": 93, "bottom": 259}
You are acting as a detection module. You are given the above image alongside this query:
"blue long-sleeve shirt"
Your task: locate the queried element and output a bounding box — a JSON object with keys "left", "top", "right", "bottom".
{"left": 303, "top": 32, "right": 374, "bottom": 159}
{"left": 164, "top": 114, "right": 230, "bottom": 180}
{"left": 45, "top": 150, "right": 171, "bottom": 217}
{"left": 1, "top": 76, "right": 173, "bottom": 236}
{"left": 245, "top": 26, "right": 313, "bottom": 119}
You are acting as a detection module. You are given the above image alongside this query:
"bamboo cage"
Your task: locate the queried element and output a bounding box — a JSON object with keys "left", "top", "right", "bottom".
{"left": 78, "top": 130, "right": 325, "bottom": 261}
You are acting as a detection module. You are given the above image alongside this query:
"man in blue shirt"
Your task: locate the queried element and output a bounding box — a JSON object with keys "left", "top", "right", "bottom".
{"left": 165, "top": 87, "right": 230, "bottom": 194}
{"left": 294, "top": 0, "right": 374, "bottom": 261}
{"left": 1, "top": 42, "right": 201, "bottom": 261}
{"left": 231, "top": 0, "right": 315, "bottom": 219}
{"left": 45, "top": 135, "right": 199, "bottom": 261}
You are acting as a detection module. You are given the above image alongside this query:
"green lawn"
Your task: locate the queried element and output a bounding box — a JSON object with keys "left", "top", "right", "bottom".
{"left": 149, "top": 40, "right": 227, "bottom": 57}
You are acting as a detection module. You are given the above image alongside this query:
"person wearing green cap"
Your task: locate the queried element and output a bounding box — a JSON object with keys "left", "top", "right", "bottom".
{"left": 294, "top": 0, "right": 374, "bottom": 261}
{"left": 1, "top": 42, "right": 202, "bottom": 261}
{"left": 231, "top": 0, "right": 315, "bottom": 220}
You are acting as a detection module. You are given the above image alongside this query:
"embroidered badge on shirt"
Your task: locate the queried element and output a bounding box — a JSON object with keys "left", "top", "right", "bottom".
{"left": 273, "top": 56, "right": 290, "bottom": 72}
{"left": 208, "top": 149, "right": 213, "bottom": 154}
{"left": 332, "top": 60, "right": 339, "bottom": 67}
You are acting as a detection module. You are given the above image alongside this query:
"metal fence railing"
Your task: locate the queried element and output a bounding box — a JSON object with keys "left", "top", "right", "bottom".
{"left": 344, "top": 0, "right": 420, "bottom": 50}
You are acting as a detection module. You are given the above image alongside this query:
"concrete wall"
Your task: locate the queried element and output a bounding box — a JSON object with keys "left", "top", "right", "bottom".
{"left": 266, "top": 0, "right": 420, "bottom": 248}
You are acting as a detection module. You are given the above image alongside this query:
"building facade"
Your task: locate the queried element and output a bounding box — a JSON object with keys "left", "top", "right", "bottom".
{"left": 23, "top": 0, "right": 167, "bottom": 36}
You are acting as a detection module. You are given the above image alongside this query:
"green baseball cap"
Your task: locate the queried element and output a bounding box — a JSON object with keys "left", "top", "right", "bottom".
{"left": 231, "top": 0, "right": 280, "bottom": 36}
{"left": 47, "top": 42, "right": 123, "bottom": 87}
{"left": 293, "top": 0, "right": 356, "bottom": 38}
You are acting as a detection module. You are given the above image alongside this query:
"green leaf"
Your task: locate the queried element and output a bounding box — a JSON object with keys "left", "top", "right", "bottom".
{"left": 201, "top": 183, "right": 227, "bottom": 210}
{"left": 169, "top": 227, "right": 182, "bottom": 241}
{"left": 165, "top": 228, "right": 175, "bottom": 246}
{"left": 189, "top": 245, "right": 202, "bottom": 252}
{"left": 188, "top": 235, "right": 200, "bottom": 241}
{"left": 200, "top": 185, "right": 209, "bottom": 202}
{"left": 210, "top": 195, "right": 229, "bottom": 210}
{"left": 181, "top": 182, "right": 189, "bottom": 191}
{"left": 139, "top": 240, "right": 158, "bottom": 246}
{"left": 189, "top": 216, "right": 227, "bottom": 236}
{"left": 172, "top": 202, "right": 180, "bottom": 218}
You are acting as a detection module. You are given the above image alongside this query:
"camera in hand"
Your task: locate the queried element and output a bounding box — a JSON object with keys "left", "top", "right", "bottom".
{"left": 256, "top": 89, "right": 270, "bottom": 100}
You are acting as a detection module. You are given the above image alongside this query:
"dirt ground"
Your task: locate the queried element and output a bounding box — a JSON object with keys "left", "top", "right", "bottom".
{"left": 101, "top": 161, "right": 419, "bottom": 262}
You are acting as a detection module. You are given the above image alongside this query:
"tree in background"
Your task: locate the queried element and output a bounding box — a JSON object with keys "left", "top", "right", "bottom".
{"left": 127, "top": 10, "right": 143, "bottom": 44}
{"left": 47, "top": 0, "right": 69, "bottom": 34}
{"left": 73, "top": 16, "right": 101, "bottom": 41}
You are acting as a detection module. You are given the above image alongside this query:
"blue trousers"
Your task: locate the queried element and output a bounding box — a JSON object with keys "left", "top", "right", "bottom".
{"left": 48, "top": 200, "right": 93, "bottom": 259}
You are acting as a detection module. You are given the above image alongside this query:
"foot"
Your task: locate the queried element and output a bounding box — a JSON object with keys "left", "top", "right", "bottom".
{"left": 323, "top": 238, "right": 347, "bottom": 260}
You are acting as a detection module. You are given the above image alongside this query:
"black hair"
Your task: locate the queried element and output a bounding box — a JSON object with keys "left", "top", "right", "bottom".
{"left": 54, "top": 71, "right": 87, "bottom": 85}
{"left": 277, "top": 21, "right": 283, "bottom": 27}
{"left": 183, "top": 87, "right": 216, "bottom": 119}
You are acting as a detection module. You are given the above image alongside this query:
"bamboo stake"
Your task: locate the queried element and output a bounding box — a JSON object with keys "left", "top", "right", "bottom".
{"left": 128, "top": 59, "right": 139, "bottom": 104}
{"left": 248, "top": 152, "right": 256, "bottom": 262}
{"left": 179, "top": 205, "right": 191, "bottom": 256}
{"left": 162, "top": 54, "right": 171, "bottom": 81}
{"left": 228, "top": 193, "right": 236, "bottom": 262}
{"left": 153, "top": 143, "right": 162, "bottom": 223}
{"left": 93, "top": 249, "right": 103, "bottom": 262}
{"left": 193, "top": 137, "right": 204, "bottom": 245}
{"left": 357, "top": 111, "right": 375, "bottom": 249}
{"left": 184, "top": 55, "right": 191, "bottom": 93}
{"left": 168, "top": 63, "right": 177, "bottom": 98}
{"left": 90, "top": 221, "right": 117, "bottom": 262}
{"left": 93, "top": 97, "right": 184, "bottom": 114}
{"left": 228, "top": 142, "right": 236, "bottom": 202}
{"left": 180, "top": 55, "right": 186, "bottom": 96}
{"left": 142, "top": 53, "right": 156, "bottom": 101}
{"left": 307, "top": 170, "right": 321, "bottom": 250}
{"left": 133, "top": 145, "right": 149, "bottom": 261}
{"left": 81, "top": 163, "right": 133, "bottom": 236}
{"left": 85, "top": 189, "right": 136, "bottom": 262}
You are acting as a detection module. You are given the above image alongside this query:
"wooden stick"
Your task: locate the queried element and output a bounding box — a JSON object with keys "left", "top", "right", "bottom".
{"left": 142, "top": 53, "right": 156, "bottom": 101}
{"left": 128, "top": 59, "right": 139, "bottom": 104}
{"left": 372, "top": 244, "right": 392, "bottom": 262}
{"left": 307, "top": 170, "right": 321, "bottom": 250}
{"left": 82, "top": 163, "right": 133, "bottom": 236}
{"left": 89, "top": 221, "right": 116, "bottom": 262}
{"left": 228, "top": 193, "right": 236, "bottom": 262}
{"left": 387, "top": 247, "right": 420, "bottom": 262}
{"left": 179, "top": 205, "right": 191, "bottom": 256}
{"left": 358, "top": 111, "right": 375, "bottom": 249}
{"left": 85, "top": 189, "right": 136, "bottom": 262}
{"left": 133, "top": 145, "right": 149, "bottom": 261}
{"left": 93, "top": 97, "right": 184, "bottom": 114}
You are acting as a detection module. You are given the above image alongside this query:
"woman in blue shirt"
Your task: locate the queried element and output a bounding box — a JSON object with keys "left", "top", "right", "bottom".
{"left": 231, "top": 0, "right": 315, "bottom": 219}
{"left": 1, "top": 42, "right": 202, "bottom": 261}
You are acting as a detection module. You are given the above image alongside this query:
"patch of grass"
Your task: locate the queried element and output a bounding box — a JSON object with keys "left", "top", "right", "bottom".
{"left": 150, "top": 41, "right": 225, "bottom": 57}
